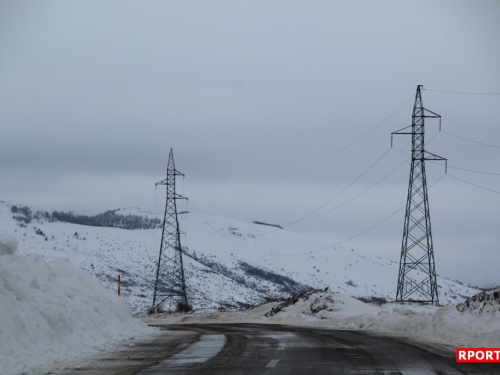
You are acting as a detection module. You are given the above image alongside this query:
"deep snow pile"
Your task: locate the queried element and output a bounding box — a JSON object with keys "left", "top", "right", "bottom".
{"left": 0, "top": 242, "right": 155, "bottom": 375}
{"left": 147, "top": 288, "right": 500, "bottom": 349}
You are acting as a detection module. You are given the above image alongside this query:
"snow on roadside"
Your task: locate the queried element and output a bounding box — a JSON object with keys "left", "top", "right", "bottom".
{"left": 0, "top": 240, "right": 156, "bottom": 375}
{"left": 145, "top": 288, "right": 500, "bottom": 349}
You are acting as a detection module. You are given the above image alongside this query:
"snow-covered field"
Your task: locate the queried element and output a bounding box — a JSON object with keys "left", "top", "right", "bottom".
{"left": 0, "top": 234, "right": 155, "bottom": 375}
{"left": 0, "top": 202, "right": 481, "bottom": 312}
{"left": 146, "top": 287, "right": 500, "bottom": 349}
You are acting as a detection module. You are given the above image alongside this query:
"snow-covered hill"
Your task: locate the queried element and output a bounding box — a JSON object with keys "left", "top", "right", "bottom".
{"left": 0, "top": 202, "right": 480, "bottom": 312}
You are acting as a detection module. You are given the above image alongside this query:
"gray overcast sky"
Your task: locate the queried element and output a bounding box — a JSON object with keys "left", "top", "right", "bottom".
{"left": 1, "top": 0, "right": 499, "bottom": 287}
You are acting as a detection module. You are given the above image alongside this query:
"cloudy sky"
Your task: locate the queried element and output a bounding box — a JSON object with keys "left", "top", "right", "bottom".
{"left": 1, "top": 1, "right": 499, "bottom": 288}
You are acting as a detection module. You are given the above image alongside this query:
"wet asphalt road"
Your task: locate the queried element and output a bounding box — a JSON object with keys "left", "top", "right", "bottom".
{"left": 64, "top": 324, "right": 500, "bottom": 374}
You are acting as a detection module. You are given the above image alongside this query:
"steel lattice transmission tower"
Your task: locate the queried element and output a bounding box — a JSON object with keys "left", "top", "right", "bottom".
{"left": 391, "top": 85, "right": 446, "bottom": 305}
{"left": 152, "top": 148, "right": 190, "bottom": 312}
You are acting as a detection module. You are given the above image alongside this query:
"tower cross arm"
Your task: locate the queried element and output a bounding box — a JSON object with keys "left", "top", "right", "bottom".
{"left": 155, "top": 179, "right": 188, "bottom": 200}
{"left": 172, "top": 169, "right": 185, "bottom": 177}
{"left": 423, "top": 150, "right": 446, "bottom": 161}
{"left": 423, "top": 151, "right": 448, "bottom": 173}
{"left": 155, "top": 179, "right": 168, "bottom": 186}
{"left": 391, "top": 125, "right": 414, "bottom": 135}
{"left": 423, "top": 108, "right": 442, "bottom": 130}
{"left": 423, "top": 108, "right": 441, "bottom": 118}
{"left": 391, "top": 125, "right": 423, "bottom": 147}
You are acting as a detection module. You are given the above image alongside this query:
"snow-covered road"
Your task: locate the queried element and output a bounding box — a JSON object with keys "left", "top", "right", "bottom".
{"left": 58, "top": 324, "right": 500, "bottom": 374}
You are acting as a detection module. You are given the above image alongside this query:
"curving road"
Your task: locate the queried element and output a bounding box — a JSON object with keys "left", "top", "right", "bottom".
{"left": 64, "top": 324, "right": 500, "bottom": 375}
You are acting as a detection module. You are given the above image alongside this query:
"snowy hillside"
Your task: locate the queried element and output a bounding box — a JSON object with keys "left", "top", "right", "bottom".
{"left": 0, "top": 202, "right": 480, "bottom": 312}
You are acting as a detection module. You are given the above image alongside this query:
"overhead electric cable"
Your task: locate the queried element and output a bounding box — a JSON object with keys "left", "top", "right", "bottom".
{"left": 253, "top": 133, "right": 442, "bottom": 237}
{"left": 186, "top": 200, "right": 276, "bottom": 256}
{"left": 250, "top": 155, "right": 410, "bottom": 240}
{"left": 446, "top": 165, "right": 500, "bottom": 176}
{"left": 284, "top": 130, "right": 443, "bottom": 225}
{"left": 184, "top": 176, "right": 243, "bottom": 221}
{"left": 254, "top": 152, "right": 411, "bottom": 238}
{"left": 268, "top": 173, "right": 447, "bottom": 257}
{"left": 392, "top": 147, "right": 500, "bottom": 176}
{"left": 185, "top": 172, "right": 446, "bottom": 257}
{"left": 185, "top": 147, "right": 393, "bottom": 233}
{"left": 447, "top": 174, "right": 500, "bottom": 195}
{"left": 281, "top": 148, "right": 392, "bottom": 224}
{"left": 176, "top": 96, "right": 414, "bottom": 184}
{"left": 424, "top": 89, "right": 500, "bottom": 95}
{"left": 253, "top": 149, "right": 406, "bottom": 238}
{"left": 280, "top": 156, "right": 409, "bottom": 225}
{"left": 441, "top": 131, "right": 500, "bottom": 150}
{"left": 186, "top": 213, "right": 228, "bottom": 237}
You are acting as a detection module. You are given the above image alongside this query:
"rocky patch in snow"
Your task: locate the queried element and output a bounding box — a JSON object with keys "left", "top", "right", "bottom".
{"left": 456, "top": 287, "right": 500, "bottom": 315}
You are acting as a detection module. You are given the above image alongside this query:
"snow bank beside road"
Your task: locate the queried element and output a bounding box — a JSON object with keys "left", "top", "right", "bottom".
{"left": 146, "top": 288, "right": 500, "bottom": 349}
{"left": 0, "top": 251, "right": 155, "bottom": 375}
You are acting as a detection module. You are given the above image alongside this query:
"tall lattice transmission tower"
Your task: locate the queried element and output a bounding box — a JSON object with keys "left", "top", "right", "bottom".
{"left": 151, "top": 148, "right": 190, "bottom": 312}
{"left": 391, "top": 85, "right": 446, "bottom": 305}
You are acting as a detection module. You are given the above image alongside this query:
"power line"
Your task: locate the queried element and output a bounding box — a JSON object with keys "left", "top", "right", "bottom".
{"left": 184, "top": 172, "right": 446, "bottom": 258}
{"left": 186, "top": 213, "right": 228, "bottom": 237}
{"left": 252, "top": 149, "right": 407, "bottom": 238}
{"left": 447, "top": 165, "right": 500, "bottom": 176}
{"left": 186, "top": 200, "right": 238, "bottom": 239}
{"left": 194, "top": 174, "right": 444, "bottom": 258}
{"left": 441, "top": 131, "right": 500, "bottom": 150}
{"left": 306, "top": 174, "right": 444, "bottom": 256}
{"left": 252, "top": 150, "right": 410, "bottom": 239}
{"left": 425, "top": 89, "right": 500, "bottom": 95}
{"left": 257, "top": 133, "right": 439, "bottom": 236}
{"left": 184, "top": 176, "right": 243, "bottom": 221}
{"left": 280, "top": 155, "right": 409, "bottom": 225}
{"left": 186, "top": 200, "right": 277, "bottom": 256}
{"left": 392, "top": 147, "right": 500, "bottom": 176}
{"left": 447, "top": 173, "right": 500, "bottom": 195}
{"left": 276, "top": 173, "right": 446, "bottom": 257}
{"left": 281, "top": 148, "right": 392, "bottom": 224}
{"left": 171, "top": 147, "right": 413, "bottom": 255}
{"left": 184, "top": 147, "right": 407, "bottom": 240}
{"left": 185, "top": 147, "right": 398, "bottom": 236}
{"left": 280, "top": 159, "right": 409, "bottom": 225}
{"left": 170, "top": 160, "right": 496, "bottom": 261}
{"left": 176, "top": 96, "right": 414, "bottom": 184}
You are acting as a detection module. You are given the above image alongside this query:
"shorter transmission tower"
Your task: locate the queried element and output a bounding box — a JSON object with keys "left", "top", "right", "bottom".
{"left": 151, "top": 148, "right": 190, "bottom": 313}
{"left": 391, "top": 85, "right": 446, "bottom": 305}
